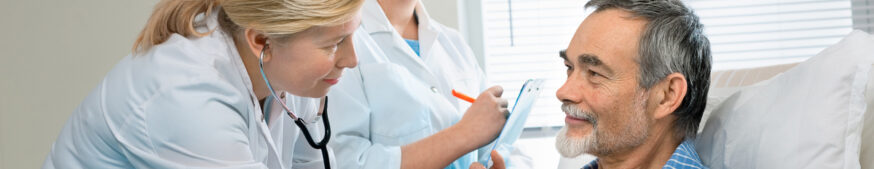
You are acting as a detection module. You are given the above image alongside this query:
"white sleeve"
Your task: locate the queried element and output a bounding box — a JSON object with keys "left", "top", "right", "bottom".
{"left": 327, "top": 67, "right": 403, "bottom": 169}
{"left": 123, "top": 78, "right": 267, "bottom": 169}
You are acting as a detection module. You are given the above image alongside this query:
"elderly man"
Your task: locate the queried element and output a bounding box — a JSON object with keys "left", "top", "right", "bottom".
{"left": 554, "top": 0, "right": 712, "bottom": 168}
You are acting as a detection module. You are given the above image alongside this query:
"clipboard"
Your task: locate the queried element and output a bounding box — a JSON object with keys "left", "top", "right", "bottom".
{"left": 477, "top": 78, "right": 545, "bottom": 167}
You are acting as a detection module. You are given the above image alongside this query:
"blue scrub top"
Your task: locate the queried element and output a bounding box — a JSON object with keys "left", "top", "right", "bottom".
{"left": 404, "top": 39, "right": 420, "bottom": 56}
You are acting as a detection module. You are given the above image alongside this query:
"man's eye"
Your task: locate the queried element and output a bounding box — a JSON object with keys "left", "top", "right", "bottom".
{"left": 565, "top": 64, "right": 572, "bottom": 71}
{"left": 588, "top": 70, "right": 601, "bottom": 78}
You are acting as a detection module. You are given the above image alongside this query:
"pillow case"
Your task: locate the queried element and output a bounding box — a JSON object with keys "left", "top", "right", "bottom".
{"left": 700, "top": 62, "right": 800, "bottom": 133}
{"left": 695, "top": 30, "right": 874, "bottom": 169}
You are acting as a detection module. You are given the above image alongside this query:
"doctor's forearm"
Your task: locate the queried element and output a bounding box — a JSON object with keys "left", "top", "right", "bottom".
{"left": 400, "top": 122, "right": 484, "bottom": 169}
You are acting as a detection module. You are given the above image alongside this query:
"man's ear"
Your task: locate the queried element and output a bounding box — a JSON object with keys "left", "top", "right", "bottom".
{"left": 651, "top": 73, "right": 687, "bottom": 119}
{"left": 244, "top": 28, "right": 271, "bottom": 62}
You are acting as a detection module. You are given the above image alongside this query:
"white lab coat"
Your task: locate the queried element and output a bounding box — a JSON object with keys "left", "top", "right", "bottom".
{"left": 326, "top": 0, "right": 532, "bottom": 168}
{"left": 43, "top": 11, "right": 332, "bottom": 169}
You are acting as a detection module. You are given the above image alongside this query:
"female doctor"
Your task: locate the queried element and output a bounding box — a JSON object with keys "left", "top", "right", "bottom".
{"left": 327, "top": 0, "right": 531, "bottom": 168}
{"left": 43, "top": 0, "right": 508, "bottom": 168}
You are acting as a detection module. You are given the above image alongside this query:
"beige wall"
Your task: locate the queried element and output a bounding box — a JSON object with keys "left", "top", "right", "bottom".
{"left": 0, "top": 0, "right": 461, "bottom": 168}
{"left": 0, "top": 0, "right": 159, "bottom": 168}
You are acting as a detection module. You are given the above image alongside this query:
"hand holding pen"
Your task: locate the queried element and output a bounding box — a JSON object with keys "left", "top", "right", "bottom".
{"left": 454, "top": 86, "right": 509, "bottom": 147}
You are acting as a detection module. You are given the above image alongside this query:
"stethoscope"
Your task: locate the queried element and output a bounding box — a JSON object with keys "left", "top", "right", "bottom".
{"left": 259, "top": 44, "right": 332, "bottom": 169}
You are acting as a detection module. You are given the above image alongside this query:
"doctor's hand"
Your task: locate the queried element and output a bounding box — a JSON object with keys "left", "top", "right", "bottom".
{"left": 458, "top": 86, "right": 509, "bottom": 147}
{"left": 469, "top": 150, "right": 506, "bottom": 169}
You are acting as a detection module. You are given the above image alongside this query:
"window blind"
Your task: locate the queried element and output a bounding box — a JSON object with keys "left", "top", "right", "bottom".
{"left": 482, "top": 0, "right": 588, "bottom": 128}
{"left": 477, "top": 0, "right": 870, "bottom": 128}
{"left": 853, "top": 0, "right": 874, "bottom": 32}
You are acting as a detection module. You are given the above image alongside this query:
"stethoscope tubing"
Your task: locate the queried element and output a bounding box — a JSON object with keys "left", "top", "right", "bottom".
{"left": 259, "top": 45, "right": 332, "bottom": 169}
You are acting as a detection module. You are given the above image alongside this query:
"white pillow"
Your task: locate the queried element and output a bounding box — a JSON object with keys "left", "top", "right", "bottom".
{"left": 695, "top": 30, "right": 874, "bottom": 169}
{"left": 702, "top": 60, "right": 874, "bottom": 169}
{"left": 700, "top": 62, "right": 800, "bottom": 133}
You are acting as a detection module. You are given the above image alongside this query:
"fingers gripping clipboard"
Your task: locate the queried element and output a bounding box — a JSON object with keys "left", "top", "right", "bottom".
{"left": 477, "top": 79, "right": 545, "bottom": 167}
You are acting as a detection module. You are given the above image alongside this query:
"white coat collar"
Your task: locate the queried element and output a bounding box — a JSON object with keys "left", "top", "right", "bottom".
{"left": 360, "top": 0, "right": 437, "bottom": 34}
{"left": 360, "top": 0, "right": 440, "bottom": 59}
{"left": 199, "top": 10, "right": 286, "bottom": 168}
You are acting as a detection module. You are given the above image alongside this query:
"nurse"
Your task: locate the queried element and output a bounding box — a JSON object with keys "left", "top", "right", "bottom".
{"left": 43, "top": 0, "right": 508, "bottom": 168}
{"left": 328, "top": 0, "right": 531, "bottom": 168}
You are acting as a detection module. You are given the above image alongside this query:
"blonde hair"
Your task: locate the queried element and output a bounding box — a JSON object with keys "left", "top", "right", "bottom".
{"left": 132, "top": 0, "right": 363, "bottom": 53}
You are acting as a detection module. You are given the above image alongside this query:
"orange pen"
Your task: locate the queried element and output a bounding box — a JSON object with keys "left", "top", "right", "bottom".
{"left": 451, "top": 89, "right": 476, "bottom": 103}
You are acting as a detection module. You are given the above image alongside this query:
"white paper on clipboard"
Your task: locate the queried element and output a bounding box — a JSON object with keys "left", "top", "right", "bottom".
{"left": 477, "top": 78, "right": 545, "bottom": 167}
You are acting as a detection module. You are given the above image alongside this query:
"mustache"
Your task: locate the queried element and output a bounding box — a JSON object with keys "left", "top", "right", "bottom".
{"left": 561, "top": 103, "right": 597, "bottom": 125}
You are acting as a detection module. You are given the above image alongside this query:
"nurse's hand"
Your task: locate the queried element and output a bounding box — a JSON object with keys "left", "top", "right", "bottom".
{"left": 399, "top": 86, "right": 507, "bottom": 169}
{"left": 458, "top": 86, "right": 509, "bottom": 146}
{"left": 469, "top": 150, "right": 506, "bottom": 169}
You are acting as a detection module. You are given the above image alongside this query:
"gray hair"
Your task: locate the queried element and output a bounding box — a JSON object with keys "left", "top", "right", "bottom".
{"left": 585, "top": 0, "right": 712, "bottom": 140}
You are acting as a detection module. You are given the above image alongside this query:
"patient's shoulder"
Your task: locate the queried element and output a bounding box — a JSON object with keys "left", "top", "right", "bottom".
{"left": 665, "top": 139, "right": 707, "bottom": 169}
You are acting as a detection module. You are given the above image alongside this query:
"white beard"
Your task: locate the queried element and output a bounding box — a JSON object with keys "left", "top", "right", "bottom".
{"left": 554, "top": 92, "right": 651, "bottom": 158}
{"left": 554, "top": 126, "right": 596, "bottom": 158}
